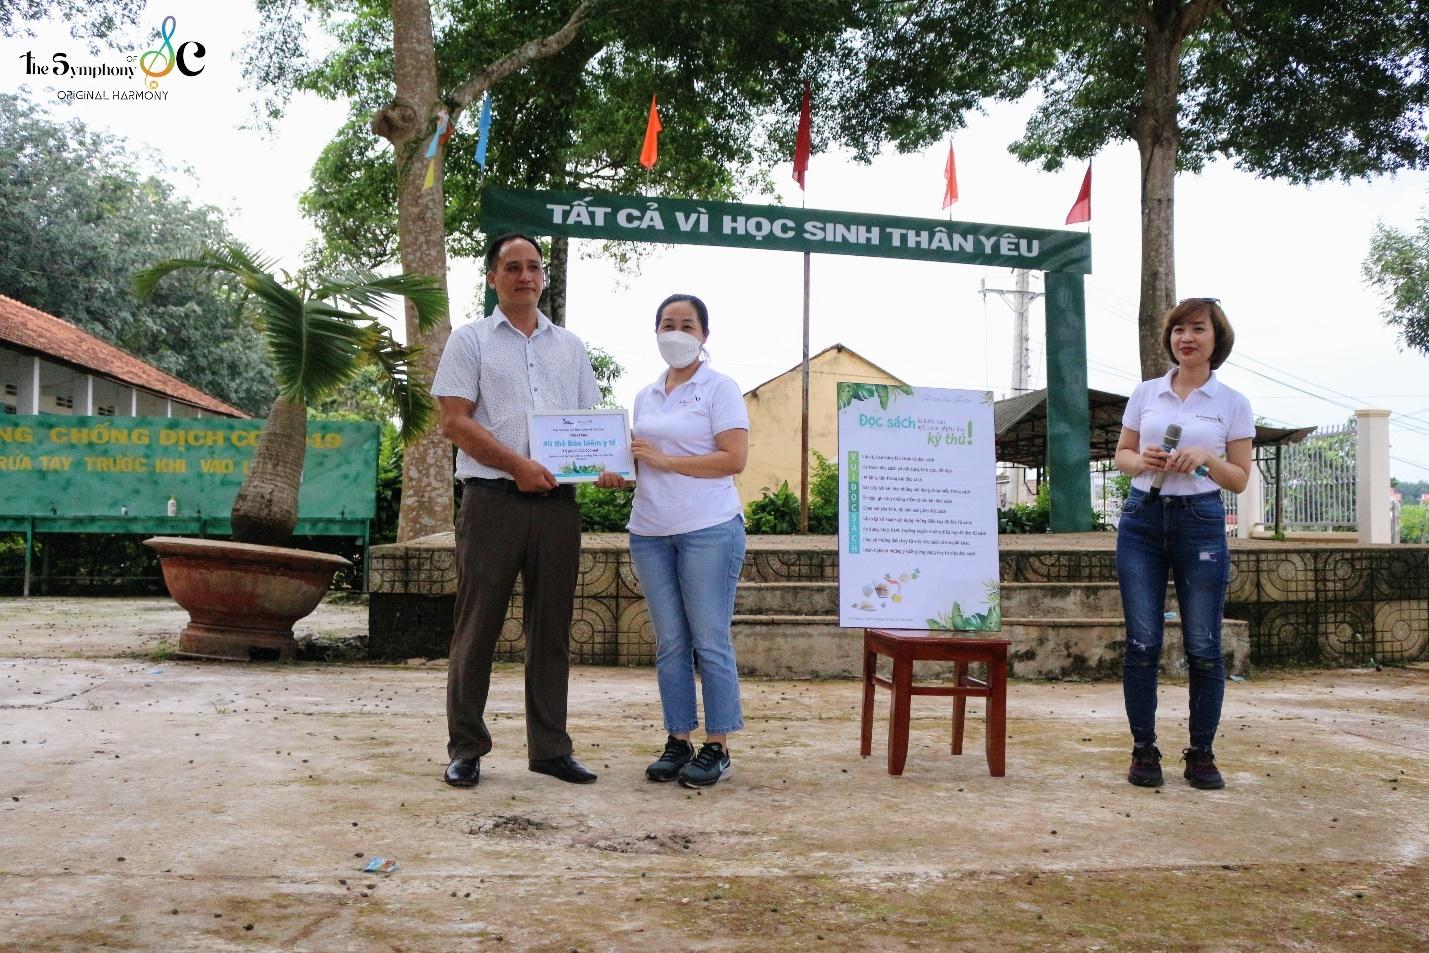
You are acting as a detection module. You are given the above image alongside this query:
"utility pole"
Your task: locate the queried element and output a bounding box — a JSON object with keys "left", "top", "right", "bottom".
{"left": 980, "top": 269, "right": 1043, "bottom": 505}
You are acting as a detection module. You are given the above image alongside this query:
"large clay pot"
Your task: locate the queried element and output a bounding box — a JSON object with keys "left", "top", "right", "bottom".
{"left": 144, "top": 536, "right": 351, "bottom": 661}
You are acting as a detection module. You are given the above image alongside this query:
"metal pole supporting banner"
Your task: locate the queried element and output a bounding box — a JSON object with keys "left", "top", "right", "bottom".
{"left": 1042, "top": 271, "right": 1093, "bottom": 532}
{"left": 800, "top": 251, "right": 811, "bottom": 533}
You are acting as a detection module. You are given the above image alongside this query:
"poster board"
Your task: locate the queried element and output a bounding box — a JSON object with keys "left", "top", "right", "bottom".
{"left": 837, "top": 384, "right": 1001, "bottom": 631}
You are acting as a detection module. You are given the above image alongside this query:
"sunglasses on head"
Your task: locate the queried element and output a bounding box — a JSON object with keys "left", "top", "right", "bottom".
{"left": 1181, "top": 296, "right": 1221, "bottom": 305}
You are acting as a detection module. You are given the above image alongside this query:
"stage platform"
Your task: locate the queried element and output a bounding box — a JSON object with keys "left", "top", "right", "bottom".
{"left": 368, "top": 533, "right": 1429, "bottom": 677}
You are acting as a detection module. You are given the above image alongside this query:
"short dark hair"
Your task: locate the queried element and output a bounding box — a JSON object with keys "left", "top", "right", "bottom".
{"left": 654, "top": 293, "right": 710, "bottom": 336}
{"left": 1162, "top": 297, "right": 1235, "bottom": 370}
{"left": 484, "top": 233, "right": 543, "bottom": 270}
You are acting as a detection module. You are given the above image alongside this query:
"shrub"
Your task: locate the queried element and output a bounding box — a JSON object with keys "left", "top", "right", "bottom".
{"left": 808, "top": 450, "right": 839, "bottom": 534}
{"left": 575, "top": 484, "right": 634, "bottom": 532}
{"left": 745, "top": 481, "right": 802, "bottom": 534}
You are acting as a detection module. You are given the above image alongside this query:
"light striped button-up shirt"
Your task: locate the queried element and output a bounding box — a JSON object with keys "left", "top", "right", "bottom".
{"left": 431, "top": 307, "right": 600, "bottom": 480}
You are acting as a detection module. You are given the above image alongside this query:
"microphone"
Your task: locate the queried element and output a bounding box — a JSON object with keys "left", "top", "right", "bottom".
{"left": 1148, "top": 422, "right": 1210, "bottom": 501}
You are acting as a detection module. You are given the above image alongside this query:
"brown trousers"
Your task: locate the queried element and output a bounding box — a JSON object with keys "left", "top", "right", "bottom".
{"left": 447, "top": 483, "right": 581, "bottom": 761}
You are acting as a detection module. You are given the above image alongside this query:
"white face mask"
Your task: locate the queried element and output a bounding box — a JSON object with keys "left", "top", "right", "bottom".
{"left": 656, "top": 329, "right": 703, "bottom": 369}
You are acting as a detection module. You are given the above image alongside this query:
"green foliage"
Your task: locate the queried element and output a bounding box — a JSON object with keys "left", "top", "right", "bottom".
{"left": 1364, "top": 210, "right": 1429, "bottom": 355}
{"left": 0, "top": 1, "right": 143, "bottom": 50}
{"left": 0, "top": 92, "right": 275, "bottom": 414}
{"left": 744, "top": 481, "right": 802, "bottom": 535}
{"left": 927, "top": 582, "right": 1002, "bottom": 632}
{"left": 1395, "top": 479, "right": 1429, "bottom": 502}
{"left": 133, "top": 243, "right": 447, "bottom": 444}
{"left": 1108, "top": 471, "right": 1133, "bottom": 502}
{"left": 998, "top": 482, "right": 1108, "bottom": 534}
{"left": 246, "top": 1, "right": 866, "bottom": 274}
{"left": 1400, "top": 504, "right": 1428, "bottom": 544}
{"left": 808, "top": 450, "right": 839, "bottom": 535}
{"left": 998, "top": 483, "right": 1052, "bottom": 534}
{"left": 836, "top": 382, "right": 915, "bottom": 412}
{"left": 743, "top": 452, "right": 841, "bottom": 535}
{"left": 0, "top": 532, "right": 368, "bottom": 595}
{"left": 830, "top": 2, "right": 1429, "bottom": 183}
{"left": 575, "top": 484, "right": 634, "bottom": 532}
{"left": 829, "top": 2, "right": 1429, "bottom": 375}
{"left": 373, "top": 422, "right": 403, "bottom": 544}
{"left": 588, "top": 345, "right": 624, "bottom": 408}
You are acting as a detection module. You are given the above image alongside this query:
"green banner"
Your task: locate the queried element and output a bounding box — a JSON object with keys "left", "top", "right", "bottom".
{"left": 480, "top": 186, "right": 1092, "bottom": 274}
{"left": 0, "top": 416, "right": 378, "bottom": 534}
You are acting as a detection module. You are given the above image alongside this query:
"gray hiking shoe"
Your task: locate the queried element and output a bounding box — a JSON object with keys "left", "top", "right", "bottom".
{"left": 677, "top": 741, "right": 731, "bottom": 789}
{"left": 646, "top": 735, "right": 695, "bottom": 782}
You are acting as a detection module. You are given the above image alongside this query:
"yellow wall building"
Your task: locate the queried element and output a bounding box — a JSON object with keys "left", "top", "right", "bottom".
{"left": 736, "top": 344, "right": 905, "bottom": 506}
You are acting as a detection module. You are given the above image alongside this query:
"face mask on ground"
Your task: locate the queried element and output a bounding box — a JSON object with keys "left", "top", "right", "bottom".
{"left": 657, "top": 330, "right": 703, "bottom": 369}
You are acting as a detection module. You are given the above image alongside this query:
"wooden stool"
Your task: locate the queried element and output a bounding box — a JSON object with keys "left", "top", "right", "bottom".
{"left": 860, "top": 627, "right": 1010, "bottom": 777}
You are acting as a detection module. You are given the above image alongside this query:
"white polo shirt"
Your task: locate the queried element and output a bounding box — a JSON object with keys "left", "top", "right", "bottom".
{"left": 1122, "top": 368, "right": 1255, "bottom": 496}
{"left": 628, "top": 362, "right": 750, "bottom": 537}
{"left": 430, "top": 307, "right": 600, "bottom": 480}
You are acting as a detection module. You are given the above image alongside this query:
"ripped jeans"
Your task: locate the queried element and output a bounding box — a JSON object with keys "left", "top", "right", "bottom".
{"left": 1116, "top": 488, "right": 1229, "bottom": 749}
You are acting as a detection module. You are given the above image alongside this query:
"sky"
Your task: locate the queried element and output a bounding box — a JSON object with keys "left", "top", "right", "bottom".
{"left": 7, "top": 2, "right": 1429, "bottom": 481}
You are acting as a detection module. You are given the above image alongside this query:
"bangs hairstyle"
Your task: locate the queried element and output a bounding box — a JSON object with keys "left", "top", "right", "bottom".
{"left": 654, "top": 293, "right": 710, "bottom": 336}
{"left": 484, "top": 233, "right": 543, "bottom": 270}
{"left": 1162, "top": 298, "right": 1234, "bottom": 370}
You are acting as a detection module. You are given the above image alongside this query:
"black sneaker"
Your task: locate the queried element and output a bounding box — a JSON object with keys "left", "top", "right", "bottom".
{"left": 1182, "top": 746, "right": 1225, "bottom": 789}
{"left": 646, "top": 735, "right": 695, "bottom": 782}
{"left": 677, "top": 741, "right": 731, "bottom": 788}
{"left": 1128, "top": 743, "right": 1164, "bottom": 787}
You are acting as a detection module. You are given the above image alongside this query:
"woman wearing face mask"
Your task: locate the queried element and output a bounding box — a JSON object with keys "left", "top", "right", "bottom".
{"left": 595, "top": 293, "right": 749, "bottom": 788}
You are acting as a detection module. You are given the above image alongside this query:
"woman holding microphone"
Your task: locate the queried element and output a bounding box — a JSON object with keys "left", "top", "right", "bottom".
{"left": 596, "top": 293, "right": 749, "bottom": 789}
{"left": 1113, "top": 298, "right": 1254, "bottom": 790}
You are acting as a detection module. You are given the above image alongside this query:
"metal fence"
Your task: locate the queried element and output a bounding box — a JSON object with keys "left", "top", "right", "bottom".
{"left": 1257, "top": 421, "right": 1358, "bottom": 532}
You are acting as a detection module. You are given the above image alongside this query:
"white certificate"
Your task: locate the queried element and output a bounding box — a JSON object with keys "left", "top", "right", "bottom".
{"left": 528, "top": 409, "right": 635, "bottom": 483}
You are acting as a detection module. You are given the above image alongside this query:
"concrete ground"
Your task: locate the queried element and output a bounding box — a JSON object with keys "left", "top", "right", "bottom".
{"left": 1, "top": 598, "right": 1426, "bottom": 953}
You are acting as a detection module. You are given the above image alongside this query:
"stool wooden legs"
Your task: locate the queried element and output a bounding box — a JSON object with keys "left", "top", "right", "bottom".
{"left": 861, "top": 629, "right": 1010, "bottom": 778}
{"left": 986, "top": 654, "right": 1007, "bottom": 777}
{"left": 888, "top": 656, "right": 913, "bottom": 775}
{"left": 951, "top": 660, "right": 967, "bottom": 755}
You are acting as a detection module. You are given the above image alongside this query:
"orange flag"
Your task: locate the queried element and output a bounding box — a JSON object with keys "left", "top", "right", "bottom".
{"left": 1066, "top": 161, "right": 1092, "bottom": 224}
{"left": 640, "top": 95, "right": 662, "bottom": 169}
{"left": 942, "top": 140, "right": 958, "bottom": 208}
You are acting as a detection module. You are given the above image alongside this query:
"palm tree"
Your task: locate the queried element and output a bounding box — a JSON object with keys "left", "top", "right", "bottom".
{"left": 134, "top": 244, "right": 447, "bottom": 548}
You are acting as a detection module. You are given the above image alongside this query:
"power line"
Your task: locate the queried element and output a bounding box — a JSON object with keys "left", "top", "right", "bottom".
{"left": 1078, "top": 287, "right": 1429, "bottom": 440}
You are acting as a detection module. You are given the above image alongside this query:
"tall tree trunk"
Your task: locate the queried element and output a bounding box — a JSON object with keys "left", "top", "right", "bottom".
{"left": 544, "top": 234, "right": 569, "bottom": 326}
{"left": 231, "top": 396, "right": 307, "bottom": 547}
{"left": 385, "top": 0, "right": 455, "bottom": 543}
{"left": 1135, "top": 18, "right": 1182, "bottom": 382}
{"left": 372, "top": 2, "right": 595, "bottom": 541}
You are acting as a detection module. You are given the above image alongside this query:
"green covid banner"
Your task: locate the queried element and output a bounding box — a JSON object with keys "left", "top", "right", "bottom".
{"left": 0, "top": 416, "right": 377, "bottom": 530}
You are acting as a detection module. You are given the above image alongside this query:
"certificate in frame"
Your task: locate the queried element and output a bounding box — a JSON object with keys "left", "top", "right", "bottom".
{"left": 527, "top": 408, "right": 634, "bottom": 483}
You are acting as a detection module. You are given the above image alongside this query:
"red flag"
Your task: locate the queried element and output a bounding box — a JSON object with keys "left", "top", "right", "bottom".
{"left": 1065, "top": 161, "right": 1092, "bottom": 224}
{"left": 640, "top": 95, "right": 661, "bottom": 169}
{"left": 942, "top": 140, "right": 959, "bottom": 208}
{"left": 792, "top": 80, "right": 811, "bottom": 190}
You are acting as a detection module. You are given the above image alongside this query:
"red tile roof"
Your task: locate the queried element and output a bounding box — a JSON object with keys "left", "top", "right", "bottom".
{"left": 0, "top": 294, "right": 246, "bottom": 418}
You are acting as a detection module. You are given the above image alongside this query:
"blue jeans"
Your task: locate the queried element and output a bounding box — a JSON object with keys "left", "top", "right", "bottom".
{"left": 1116, "top": 489, "right": 1229, "bottom": 749}
{"left": 629, "top": 516, "right": 746, "bottom": 736}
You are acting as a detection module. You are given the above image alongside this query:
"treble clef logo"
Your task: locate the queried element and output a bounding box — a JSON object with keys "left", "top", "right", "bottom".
{"left": 139, "top": 16, "right": 178, "bottom": 90}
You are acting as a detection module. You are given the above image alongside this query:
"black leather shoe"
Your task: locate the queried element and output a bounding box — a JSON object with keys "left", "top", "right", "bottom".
{"left": 529, "top": 754, "right": 597, "bottom": 784}
{"left": 443, "top": 757, "right": 480, "bottom": 787}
